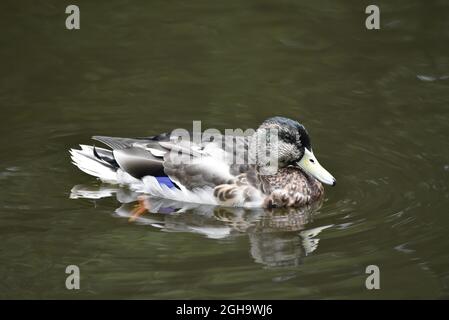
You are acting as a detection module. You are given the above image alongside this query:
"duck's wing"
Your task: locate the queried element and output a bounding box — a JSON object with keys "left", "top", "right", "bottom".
{"left": 90, "top": 135, "right": 170, "bottom": 179}
{"left": 159, "top": 139, "right": 236, "bottom": 190}
{"left": 85, "top": 133, "right": 265, "bottom": 206}
{"left": 92, "top": 133, "right": 170, "bottom": 150}
{"left": 90, "top": 134, "right": 241, "bottom": 188}
{"left": 158, "top": 135, "right": 267, "bottom": 206}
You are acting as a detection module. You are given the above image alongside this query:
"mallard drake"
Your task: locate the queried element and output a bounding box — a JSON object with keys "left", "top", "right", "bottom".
{"left": 70, "top": 116, "right": 336, "bottom": 208}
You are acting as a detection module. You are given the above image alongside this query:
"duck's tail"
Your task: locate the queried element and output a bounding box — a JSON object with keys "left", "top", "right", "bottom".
{"left": 69, "top": 145, "right": 139, "bottom": 185}
{"left": 70, "top": 145, "right": 118, "bottom": 183}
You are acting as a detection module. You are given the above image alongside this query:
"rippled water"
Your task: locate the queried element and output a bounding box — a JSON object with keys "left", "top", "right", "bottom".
{"left": 1, "top": 0, "right": 449, "bottom": 299}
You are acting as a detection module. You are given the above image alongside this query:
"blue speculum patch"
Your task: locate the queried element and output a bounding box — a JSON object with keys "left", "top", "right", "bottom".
{"left": 155, "top": 176, "right": 177, "bottom": 189}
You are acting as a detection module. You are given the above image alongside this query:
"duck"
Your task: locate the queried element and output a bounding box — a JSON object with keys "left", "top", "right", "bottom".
{"left": 69, "top": 116, "right": 336, "bottom": 208}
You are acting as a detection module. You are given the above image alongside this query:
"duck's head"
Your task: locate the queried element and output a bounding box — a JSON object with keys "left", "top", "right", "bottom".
{"left": 256, "top": 116, "right": 336, "bottom": 186}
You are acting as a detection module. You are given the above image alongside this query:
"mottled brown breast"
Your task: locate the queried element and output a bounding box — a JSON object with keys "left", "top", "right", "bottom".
{"left": 258, "top": 167, "right": 324, "bottom": 208}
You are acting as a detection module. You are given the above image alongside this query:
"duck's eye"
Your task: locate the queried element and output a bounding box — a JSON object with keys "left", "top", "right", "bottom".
{"left": 309, "top": 159, "right": 315, "bottom": 163}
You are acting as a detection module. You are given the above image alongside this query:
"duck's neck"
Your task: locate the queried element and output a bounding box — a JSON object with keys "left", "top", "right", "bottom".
{"left": 248, "top": 129, "right": 283, "bottom": 175}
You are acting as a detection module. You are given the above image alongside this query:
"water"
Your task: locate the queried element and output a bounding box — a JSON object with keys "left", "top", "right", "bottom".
{"left": 1, "top": 0, "right": 449, "bottom": 299}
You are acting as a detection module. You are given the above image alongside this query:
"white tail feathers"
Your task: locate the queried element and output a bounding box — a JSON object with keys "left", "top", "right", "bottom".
{"left": 70, "top": 145, "right": 118, "bottom": 183}
{"left": 70, "top": 145, "right": 145, "bottom": 186}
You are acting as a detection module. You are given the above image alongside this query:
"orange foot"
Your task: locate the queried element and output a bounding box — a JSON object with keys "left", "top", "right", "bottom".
{"left": 129, "top": 196, "right": 150, "bottom": 222}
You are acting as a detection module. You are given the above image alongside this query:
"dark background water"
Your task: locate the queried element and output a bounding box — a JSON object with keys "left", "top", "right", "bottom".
{"left": 1, "top": 0, "right": 449, "bottom": 299}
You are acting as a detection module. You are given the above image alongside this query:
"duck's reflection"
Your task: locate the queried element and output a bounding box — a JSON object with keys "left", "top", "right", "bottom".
{"left": 71, "top": 184, "right": 332, "bottom": 268}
